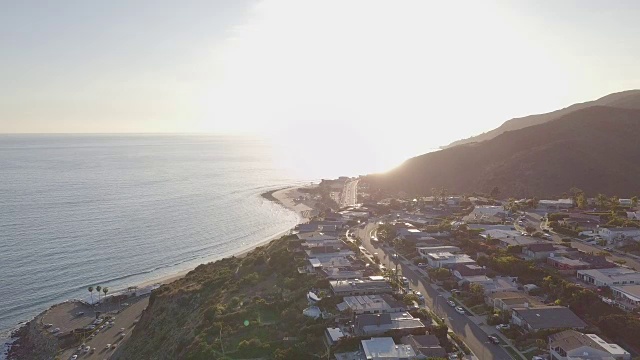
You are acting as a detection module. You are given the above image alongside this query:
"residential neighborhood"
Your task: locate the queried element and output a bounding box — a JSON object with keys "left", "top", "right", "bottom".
{"left": 291, "top": 181, "right": 640, "bottom": 360}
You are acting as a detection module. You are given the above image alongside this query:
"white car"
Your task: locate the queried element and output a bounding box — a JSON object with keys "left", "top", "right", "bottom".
{"left": 71, "top": 356, "right": 77, "bottom": 360}
{"left": 106, "top": 344, "right": 112, "bottom": 350}
{"left": 455, "top": 306, "right": 465, "bottom": 315}
{"left": 496, "top": 324, "right": 510, "bottom": 330}
{"left": 447, "top": 300, "right": 456, "bottom": 307}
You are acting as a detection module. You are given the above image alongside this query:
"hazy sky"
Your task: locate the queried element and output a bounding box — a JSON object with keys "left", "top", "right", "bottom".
{"left": 2, "top": 0, "right": 640, "bottom": 174}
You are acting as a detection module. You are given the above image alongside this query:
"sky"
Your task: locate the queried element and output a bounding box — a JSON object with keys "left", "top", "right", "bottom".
{"left": 1, "top": 0, "right": 640, "bottom": 176}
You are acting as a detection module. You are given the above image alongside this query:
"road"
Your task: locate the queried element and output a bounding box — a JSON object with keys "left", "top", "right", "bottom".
{"left": 60, "top": 297, "right": 149, "bottom": 360}
{"left": 356, "top": 222, "right": 513, "bottom": 360}
{"left": 340, "top": 179, "right": 359, "bottom": 208}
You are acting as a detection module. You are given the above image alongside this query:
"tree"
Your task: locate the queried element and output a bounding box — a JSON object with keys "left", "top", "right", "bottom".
{"left": 403, "top": 293, "right": 420, "bottom": 305}
{"left": 596, "top": 194, "right": 608, "bottom": 209}
{"left": 576, "top": 192, "right": 587, "bottom": 210}
{"left": 88, "top": 286, "right": 94, "bottom": 304}
{"left": 632, "top": 196, "right": 638, "bottom": 208}
{"left": 96, "top": 285, "right": 102, "bottom": 304}
{"left": 102, "top": 287, "right": 109, "bottom": 305}
{"left": 468, "top": 283, "right": 485, "bottom": 304}
{"left": 490, "top": 187, "right": 500, "bottom": 199}
{"left": 439, "top": 188, "right": 448, "bottom": 203}
{"left": 432, "top": 324, "right": 448, "bottom": 339}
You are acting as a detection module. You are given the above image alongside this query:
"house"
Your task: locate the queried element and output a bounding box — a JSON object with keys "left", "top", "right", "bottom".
{"left": 361, "top": 337, "right": 417, "bottom": 360}
{"left": 597, "top": 227, "right": 640, "bottom": 242}
{"left": 331, "top": 278, "right": 394, "bottom": 296}
{"left": 537, "top": 199, "right": 573, "bottom": 211}
{"left": 400, "top": 334, "right": 447, "bottom": 359}
{"left": 457, "top": 275, "right": 494, "bottom": 288}
{"left": 463, "top": 205, "right": 507, "bottom": 224}
{"left": 558, "top": 213, "right": 601, "bottom": 232}
{"left": 480, "top": 229, "right": 541, "bottom": 248}
{"left": 486, "top": 292, "right": 542, "bottom": 313}
{"left": 619, "top": 199, "right": 633, "bottom": 207}
{"left": 549, "top": 330, "right": 630, "bottom": 360}
{"left": 354, "top": 312, "right": 425, "bottom": 336}
{"left": 611, "top": 285, "right": 640, "bottom": 311}
{"left": 337, "top": 294, "right": 406, "bottom": 315}
{"left": 417, "top": 246, "right": 461, "bottom": 258}
{"left": 297, "top": 232, "right": 339, "bottom": 242}
{"left": 452, "top": 264, "right": 486, "bottom": 281}
{"left": 484, "top": 276, "right": 520, "bottom": 294}
{"left": 325, "top": 327, "right": 346, "bottom": 346}
{"left": 626, "top": 211, "right": 640, "bottom": 220}
{"left": 523, "top": 243, "right": 558, "bottom": 260}
{"left": 547, "top": 256, "right": 591, "bottom": 273}
{"left": 511, "top": 306, "right": 587, "bottom": 332}
{"left": 576, "top": 268, "right": 640, "bottom": 287}
{"left": 322, "top": 267, "right": 364, "bottom": 280}
{"left": 548, "top": 254, "right": 615, "bottom": 273}
{"left": 425, "top": 252, "right": 476, "bottom": 269}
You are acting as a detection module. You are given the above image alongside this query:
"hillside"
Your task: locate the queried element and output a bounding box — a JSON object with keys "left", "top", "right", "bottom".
{"left": 115, "top": 236, "right": 329, "bottom": 360}
{"left": 366, "top": 106, "right": 640, "bottom": 198}
{"left": 444, "top": 89, "right": 640, "bottom": 148}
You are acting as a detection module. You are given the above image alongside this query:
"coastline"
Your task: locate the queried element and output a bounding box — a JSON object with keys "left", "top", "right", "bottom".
{"left": 135, "top": 184, "right": 314, "bottom": 288}
{"left": 3, "top": 184, "right": 314, "bottom": 360}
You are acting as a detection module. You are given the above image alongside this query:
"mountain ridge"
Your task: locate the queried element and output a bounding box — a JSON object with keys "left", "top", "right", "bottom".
{"left": 443, "top": 89, "right": 640, "bottom": 149}
{"left": 366, "top": 105, "right": 640, "bottom": 198}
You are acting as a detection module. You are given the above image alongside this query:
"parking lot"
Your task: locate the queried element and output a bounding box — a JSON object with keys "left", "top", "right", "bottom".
{"left": 59, "top": 296, "right": 149, "bottom": 360}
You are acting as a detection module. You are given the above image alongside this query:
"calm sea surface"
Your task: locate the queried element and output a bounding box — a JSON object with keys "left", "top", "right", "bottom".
{"left": 0, "top": 135, "right": 308, "bottom": 349}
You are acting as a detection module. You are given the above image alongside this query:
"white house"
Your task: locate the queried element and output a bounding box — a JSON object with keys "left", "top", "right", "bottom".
{"left": 576, "top": 268, "right": 640, "bottom": 287}
{"left": 597, "top": 227, "right": 640, "bottom": 242}
{"left": 425, "top": 252, "right": 476, "bottom": 269}
{"left": 361, "top": 337, "right": 417, "bottom": 360}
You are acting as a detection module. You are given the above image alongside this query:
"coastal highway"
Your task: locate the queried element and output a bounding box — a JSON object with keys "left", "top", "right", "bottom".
{"left": 356, "top": 222, "right": 513, "bottom": 360}
{"left": 340, "top": 179, "right": 359, "bottom": 208}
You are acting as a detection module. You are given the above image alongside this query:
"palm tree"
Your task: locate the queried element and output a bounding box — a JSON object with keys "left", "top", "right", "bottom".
{"left": 96, "top": 285, "right": 102, "bottom": 304}
{"left": 88, "top": 286, "right": 94, "bottom": 304}
{"left": 103, "top": 287, "right": 109, "bottom": 302}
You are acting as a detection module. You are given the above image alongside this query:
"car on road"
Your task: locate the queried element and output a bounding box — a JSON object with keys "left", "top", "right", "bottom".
{"left": 71, "top": 355, "right": 77, "bottom": 360}
{"left": 496, "top": 324, "right": 510, "bottom": 330}
{"left": 106, "top": 344, "right": 112, "bottom": 350}
{"left": 447, "top": 300, "right": 456, "bottom": 307}
{"left": 455, "top": 306, "right": 465, "bottom": 315}
{"left": 488, "top": 335, "right": 500, "bottom": 344}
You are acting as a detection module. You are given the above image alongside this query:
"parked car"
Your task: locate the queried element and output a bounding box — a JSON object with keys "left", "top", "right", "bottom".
{"left": 488, "top": 335, "right": 500, "bottom": 344}
{"left": 496, "top": 324, "right": 510, "bottom": 330}
{"left": 455, "top": 306, "right": 465, "bottom": 315}
{"left": 106, "top": 344, "right": 112, "bottom": 350}
{"left": 447, "top": 300, "right": 456, "bottom": 307}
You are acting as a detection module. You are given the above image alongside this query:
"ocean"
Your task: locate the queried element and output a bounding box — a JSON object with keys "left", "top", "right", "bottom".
{"left": 0, "top": 135, "right": 308, "bottom": 351}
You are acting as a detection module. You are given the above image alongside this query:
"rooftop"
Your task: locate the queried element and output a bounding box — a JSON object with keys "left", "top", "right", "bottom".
{"left": 549, "top": 330, "right": 630, "bottom": 357}
{"left": 611, "top": 284, "right": 640, "bottom": 301}
{"left": 513, "top": 306, "right": 587, "bottom": 330}
{"left": 578, "top": 267, "right": 640, "bottom": 283}
{"left": 361, "top": 337, "right": 417, "bottom": 360}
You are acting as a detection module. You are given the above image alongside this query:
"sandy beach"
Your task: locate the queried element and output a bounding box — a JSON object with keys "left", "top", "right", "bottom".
{"left": 131, "top": 185, "right": 314, "bottom": 289}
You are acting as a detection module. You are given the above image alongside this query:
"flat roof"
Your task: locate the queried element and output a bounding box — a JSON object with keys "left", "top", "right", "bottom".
{"left": 361, "top": 337, "right": 417, "bottom": 359}
{"left": 578, "top": 267, "right": 640, "bottom": 283}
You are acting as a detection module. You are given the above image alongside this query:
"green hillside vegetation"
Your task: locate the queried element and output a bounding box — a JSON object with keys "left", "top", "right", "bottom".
{"left": 117, "top": 236, "right": 330, "bottom": 359}
{"left": 366, "top": 106, "right": 640, "bottom": 198}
